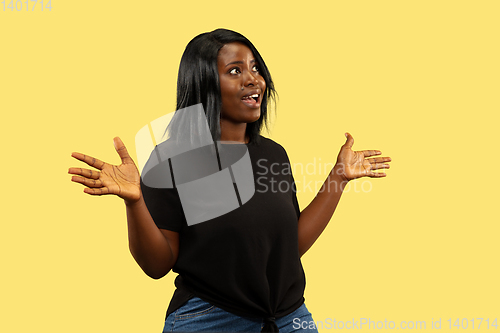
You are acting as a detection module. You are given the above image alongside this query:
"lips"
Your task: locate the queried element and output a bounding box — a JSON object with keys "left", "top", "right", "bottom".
{"left": 242, "top": 93, "right": 259, "bottom": 101}
{"left": 241, "top": 90, "right": 261, "bottom": 108}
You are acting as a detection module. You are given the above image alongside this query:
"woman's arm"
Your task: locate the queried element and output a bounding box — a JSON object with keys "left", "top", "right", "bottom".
{"left": 125, "top": 195, "right": 179, "bottom": 279}
{"left": 297, "top": 133, "right": 391, "bottom": 257}
{"left": 69, "top": 137, "right": 179, "bottom": 279}
{"left": 297, "top": 165, "right": 348, "bottom": 257}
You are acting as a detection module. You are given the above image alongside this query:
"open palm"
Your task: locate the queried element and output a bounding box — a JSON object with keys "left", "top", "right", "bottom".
{"left": 335, "top": 132, "right": 391, "bottom": 181}
{"left": 69, "top": 137, "right": 141, "bottom": 203}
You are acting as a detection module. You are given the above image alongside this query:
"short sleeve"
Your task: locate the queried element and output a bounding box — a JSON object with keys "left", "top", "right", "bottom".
{"left": 290, "top": 172, "right": 301, "bottom": 219}
{"left": 275, "top": 141, "right": 301, "bottom": 219}
{"left": 140, "top": 178, "right": 187, "bottom": 232}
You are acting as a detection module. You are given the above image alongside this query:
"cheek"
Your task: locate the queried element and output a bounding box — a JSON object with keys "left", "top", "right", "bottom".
{"left": 220, "top": 81, "right": 237, "bottom": 99}
{"left": 219, "top": 83, "right": 238, "bottom": 110}
{"left": 259, "top": 77, "right": 267, "bottom": 91}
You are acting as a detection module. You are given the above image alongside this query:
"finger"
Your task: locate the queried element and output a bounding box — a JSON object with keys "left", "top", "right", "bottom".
{"left": 370, "top": 163, "right": 390, "bottom": 170}
{"left": 363, "top": 150, "right": 382, "bottom": 157}
{"left": 71, "top": 152, "right": 106, "bottom": 170}
{"left": 368, "top": 172, "right": 387, "bottom": 178}
{"left": 71, "top": 175, "right": 103, "bottom": 188}
{"left": 367, "top": 156, "right": 392, "bottom": 164}
{"left": 344, "top": 132, "right": 354, "bottom": 149}
{"left": 83, "top": 187, "right": 111, "bottom": 196}
{"left": 113, "top": 137, "right": 134, "bottom": 164}
{"left": 68, "top": 167, "right": 101, "bottom": 180}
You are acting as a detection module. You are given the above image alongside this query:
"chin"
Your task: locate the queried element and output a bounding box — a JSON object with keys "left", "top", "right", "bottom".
{"left": 247, "top": 114, "right": 261, "bottom": 123}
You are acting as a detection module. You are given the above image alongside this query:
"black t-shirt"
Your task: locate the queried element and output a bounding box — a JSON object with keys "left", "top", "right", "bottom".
{"left": 140, "top": 135, "right": 306, "bottom": 321}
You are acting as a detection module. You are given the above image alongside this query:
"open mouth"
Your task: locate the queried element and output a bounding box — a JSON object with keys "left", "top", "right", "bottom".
{"left": 241, "top": 93, "right": 261, "bottom": 108}
{"left": 242, "top": 94, "right": 259, "bottom": 102}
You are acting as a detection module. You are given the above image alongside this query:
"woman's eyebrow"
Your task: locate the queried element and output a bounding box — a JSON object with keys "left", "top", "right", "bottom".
{"left": 225, "top": 59, "right": 256, "bottom": 68}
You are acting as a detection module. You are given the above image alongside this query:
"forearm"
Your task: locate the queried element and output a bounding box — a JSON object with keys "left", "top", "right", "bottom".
{"left": 125, "top": 195, "right": 175, "bottom": 279}
{"left": 297, "top": 165, "right": 348, "bottom": 257}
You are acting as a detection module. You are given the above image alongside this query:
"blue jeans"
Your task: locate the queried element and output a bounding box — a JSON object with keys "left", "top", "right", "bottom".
{"left": 162, "top": 296, "right": 318, "bottom": 332}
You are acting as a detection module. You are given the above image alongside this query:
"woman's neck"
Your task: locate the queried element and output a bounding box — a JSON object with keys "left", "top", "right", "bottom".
{"left": 220, "top": 121, "right": 248, "bottom": 143}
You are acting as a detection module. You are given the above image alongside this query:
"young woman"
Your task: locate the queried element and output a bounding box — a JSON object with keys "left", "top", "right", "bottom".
{"left": 69, "top": 29, "right": 391, "bottom": 333}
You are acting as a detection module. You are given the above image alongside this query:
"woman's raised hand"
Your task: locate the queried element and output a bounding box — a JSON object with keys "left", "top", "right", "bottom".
{"left": 334, "top": 132, "right": 392, "bottom": 182}
{"left": 69, "top": 137, "right": 141, "bottom": 204}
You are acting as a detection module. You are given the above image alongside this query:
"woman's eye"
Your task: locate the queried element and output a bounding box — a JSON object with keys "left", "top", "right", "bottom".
{"left": 228, "top": 66, "right": 259, "bottom": 75}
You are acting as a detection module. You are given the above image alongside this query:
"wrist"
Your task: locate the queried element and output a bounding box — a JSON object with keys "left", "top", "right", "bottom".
{"left": 331, "top": 163, "right": 350, "bottom": 184}
{"left": 124, "top": 193, "right": 143, "bottom": 208}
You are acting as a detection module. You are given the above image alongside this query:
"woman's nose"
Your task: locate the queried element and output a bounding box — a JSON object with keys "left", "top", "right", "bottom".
{"left": 243, "top": 70, "right": 259, "bottom": 87}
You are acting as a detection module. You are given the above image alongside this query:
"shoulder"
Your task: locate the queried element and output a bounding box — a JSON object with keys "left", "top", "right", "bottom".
{"left": 253, "top": 135, "right": 290, "bottom": 161}
{"left": 255, "top": 135, "right": 286, "bottom": 152}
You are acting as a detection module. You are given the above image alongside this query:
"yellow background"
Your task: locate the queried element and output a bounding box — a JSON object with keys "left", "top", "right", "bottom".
{"left": 1, "top": 0, "right": 499, "bottom": 332}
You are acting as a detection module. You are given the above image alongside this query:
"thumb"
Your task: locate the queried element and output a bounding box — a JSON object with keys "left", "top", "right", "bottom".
{"left": 344, "top": 132, "right": 354, "bottom": 149}
{"left": 113, "top": 136, "right": 133, "bottom": 164}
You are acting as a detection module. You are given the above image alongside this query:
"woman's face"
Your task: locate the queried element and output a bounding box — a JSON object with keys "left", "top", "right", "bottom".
{"left": 217, "top": 42, "right": 266, "bottom": 126}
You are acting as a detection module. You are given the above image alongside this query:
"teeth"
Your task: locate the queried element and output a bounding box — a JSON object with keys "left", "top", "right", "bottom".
{"left": 242, "top": 94, "right": 259, "bottom": 101}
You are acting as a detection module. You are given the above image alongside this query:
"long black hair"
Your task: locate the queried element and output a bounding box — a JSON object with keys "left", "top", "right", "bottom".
{"left": 168, "top": 28, "right": 277, "bottom": 146}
